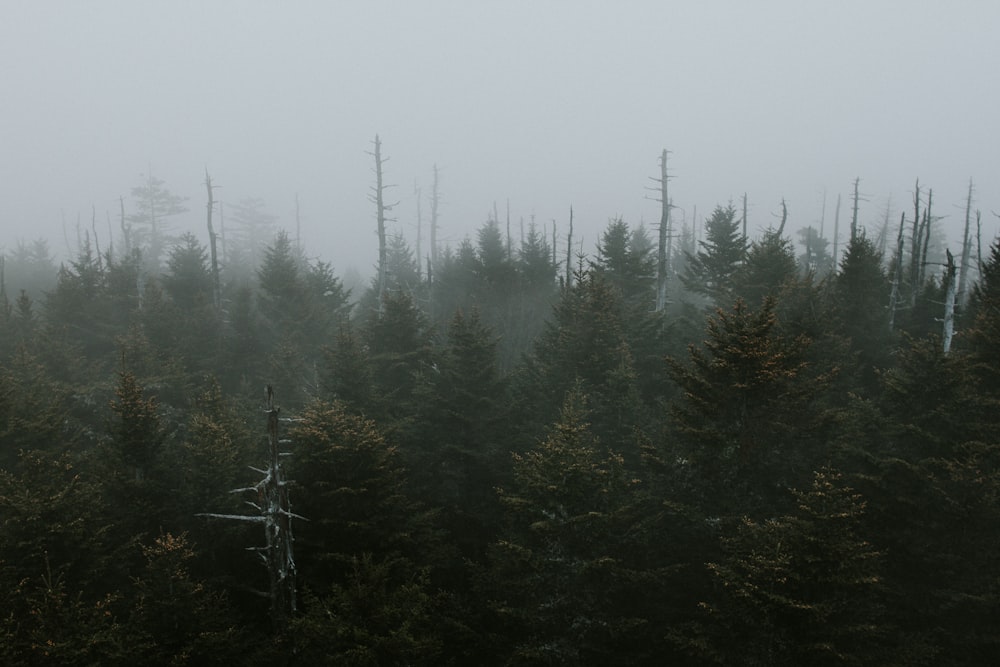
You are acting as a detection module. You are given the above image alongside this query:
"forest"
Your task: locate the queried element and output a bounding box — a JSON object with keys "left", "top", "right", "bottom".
{"left": 0, "top": 164, "right": 998, "bottom": 666}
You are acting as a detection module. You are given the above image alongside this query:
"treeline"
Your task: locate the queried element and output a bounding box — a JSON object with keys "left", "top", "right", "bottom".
{"left": 1, "top": 184, "right": 999, "bottom": 665}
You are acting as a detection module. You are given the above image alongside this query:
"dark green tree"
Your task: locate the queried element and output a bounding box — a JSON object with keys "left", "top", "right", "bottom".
{"left": 681, "top": 203, "right": 747, "bottom": 306}
{"left": 667, "top": 297, "right": 833, "bottom": 516}
{"left": 683, "top": 469, "right": 887, "bottom": 666}
{"left": 735, "top": 228, "right": 798, "bottom": 307}
{"left": 486, "top": 390, "right": 647, "bottom": 665}
{"left": 831, "top": 233, "right": 893, "bottom": 394}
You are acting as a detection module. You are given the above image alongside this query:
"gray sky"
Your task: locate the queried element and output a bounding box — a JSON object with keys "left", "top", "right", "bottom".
{"left": 2, "top": 1, "right": 998, "bottom": 275}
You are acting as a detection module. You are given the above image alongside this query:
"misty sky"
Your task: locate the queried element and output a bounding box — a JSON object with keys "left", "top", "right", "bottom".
{"left": 2, "top": 1, "right": 999, "bottom": 276}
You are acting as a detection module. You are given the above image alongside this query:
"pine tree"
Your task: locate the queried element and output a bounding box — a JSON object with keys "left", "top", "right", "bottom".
{"left": 735, "top": 228, "right": 798, "bottom": 307}
{"left": 486, "top": 389, "right": 646, "bottom": 665}
{"left": 831, "top": 233, "right": 893, "bottom": 393}
{"left": 684, "top": 469, "right": 887, "bottom": 666}
{"left": 668, "top": 297, "right": 832, "bottom": 516}
{"left": 681, "top": 203, "right": 747, "bottom": 306}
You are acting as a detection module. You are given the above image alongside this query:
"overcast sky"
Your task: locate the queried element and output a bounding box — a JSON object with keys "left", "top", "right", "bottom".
{"left": 2, "top": 1, "right": 998, "bottom": 275}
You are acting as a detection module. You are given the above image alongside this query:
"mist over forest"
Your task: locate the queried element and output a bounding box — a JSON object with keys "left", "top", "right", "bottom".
{"left": 3, "top": 3, "right": 1000, "bottom": 665}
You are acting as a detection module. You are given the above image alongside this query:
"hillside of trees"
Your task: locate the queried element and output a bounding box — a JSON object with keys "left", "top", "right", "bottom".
{"left": 1, "top": 170, "right": 998, "bottom": 666}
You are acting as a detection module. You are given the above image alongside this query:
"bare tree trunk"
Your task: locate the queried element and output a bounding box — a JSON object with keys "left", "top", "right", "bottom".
{"left": 413, "top": 182, "right": 422, "bottom": 281}
{"left": 369, "top": 135, "right": 395, "bottom": 315}
{"left": 295, "top": 193, "right": 302, "bottom": 257}
{"left": 565, "top": 206, "right": 573, "bottom": 288}
{"left": 91, "top": 205, "right": 103, "bottom": 271}
{"left": 976, "top": 210, "right": 983, "bottom": 274}
{"left": 832, "top": 193, "right": 842, "bottom": 269}
{"left": 957, "top": 179, "right": 974, "bottom": 305}
{"left": 551, "top": 220, "right": 557, "bottom": 268}
{"left": 198, "top": 385, "right": 301, "bottom": 633}
{"left": 777, "top": 198, "right": 788, "bottom": 237}
{"left": 918, "top": 189, "right": 933, "bottom": 290}
{"left": 120, "top": 196, "right": 131, "bottom": 257}
{"left": 889, "top": 212, "right": 906, "bottom": 333}
{"left": 655, "top": 149, "right": 671, "bottom": 312}
{"left": 506, "top": 199, "right": 512, "bottom": 260}
{"left": 741, "top": 192, "right": 748, "bottom": 247}
{"left": 850, "top": 177, "right": 861, "bottom": 244}
{"left": 106, "top": 211, "right": 114, "bottom": 264}
{"left": 205, "top": 170, "right": 222, "bottom": 311}
{"left": 909, "top": 179, "right": 922, "bottom": 305}
{"left": 219, "top": 200, "right": 228, "bottom": 268}
{"left": 943, "top": 249, "right": 957, "bottom": 354}
{"left": 430, "top": 164, "right": 440, "bottom": 272}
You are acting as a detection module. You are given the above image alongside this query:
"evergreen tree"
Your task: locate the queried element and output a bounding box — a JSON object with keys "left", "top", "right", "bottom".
{"left": 127, "top": 173, "right": 189, "bottom": 272}
{"left": 486, "top": 390, "right": 646, "bottom": 665}
{"left": 831, "top": 233, "right": 893, "bottom": 393}
{"left": 667, "top": 297, "right": 833, "bottom": 516}
{"left": 683, "top": 469, "right": 887, "bottom": 666}
{"left": 681, "top": 203, "right": 747, "bottom": 306}
{"left": 162, "top": 232, "right": 213, "bottom": 309}
{"left": 590, "top": 217, "right": 656, "bottom": 309}
{"left": 735, "top": 228, "right": 798, "bottom": 307}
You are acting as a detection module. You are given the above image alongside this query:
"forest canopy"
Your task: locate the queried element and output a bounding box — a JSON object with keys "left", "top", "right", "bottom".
{"left": 1, "top": 165, "right": 998, "bottom": 666}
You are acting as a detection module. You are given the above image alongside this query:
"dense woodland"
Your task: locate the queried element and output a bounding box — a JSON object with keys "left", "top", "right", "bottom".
{"left": 1, "top": 169, "right": 998, "bottom": 666}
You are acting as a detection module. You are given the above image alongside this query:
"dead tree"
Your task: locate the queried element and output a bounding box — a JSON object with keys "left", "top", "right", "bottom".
{"left": 943, "top": 249, "right": 957, "bottom": 355}
{"left": 565, "top": 206, "right": 574, "bottom": 288}
{"left": 832, "top": 193, "right": 842, "bottom": 269}
{"left": 849, "top": 177, "right": 866, "bottom": 245}
{"left": 777, "top": 198, "right": 788, "bottom": 237}
{"left": 918, "top": 190, "right": 935, "bottom": 288}
{"left": 430, "top": 164, "right": 441, "bottom": 271}
{"left": 957, "top": 179, "right": 974, "bottom": 305}
{"left": 889, "top": 212, "right": 906, "bottom": 333}
{"left": 909, "top": 179, "right": 923, "bottom": 304}
{"left": 205, "top": 169, "right": 222, "bottom": 310}
{"left": 648, "top": 149, "right": 672, "bottom": 312}
{"left": 295, "top": 193, "right": 302, "bottom": 257}
{"left": 368, "top": 135, "right": 396, "bottom": 314}
{"left": 742, "top": 192, "right": 748, "bottom": 248}
{"left": 199, "top": 385, "right": 302, "bottom": 632}
{"left": 414, "top": 181, "right": 422, "bottom": 281}
{"left": 119, "top": 196, "right": 131, "bottom": 257}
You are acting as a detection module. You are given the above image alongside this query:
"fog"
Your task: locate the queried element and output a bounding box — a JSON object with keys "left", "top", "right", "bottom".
{"left": 2, "top": 1, "right": 999, "bottom": 275}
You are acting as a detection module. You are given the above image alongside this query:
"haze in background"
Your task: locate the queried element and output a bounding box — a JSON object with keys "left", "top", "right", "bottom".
{"left": 2, "top": 1, "right": 998, "bottom": 276}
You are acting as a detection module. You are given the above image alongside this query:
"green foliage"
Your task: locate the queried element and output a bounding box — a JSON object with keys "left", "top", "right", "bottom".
{"left": 832, "top": 233, "right": 893, "bottom": 392}
{"left": 735, "top": 229, "right": 798, "bottom": 307}
{"left": 487, "top": 390, "right": 649, "bottom": 665}
{"left": 590, "top": 217, "right": 656, "bottom": 308}
{"left": 682, "top": 203, "right": 747, "bottom": 306}
{"left": 293, "top": 555, "right": 443, "bottom": 666}
{"left": 5, "top": 181, "right": 1000, "bottom": 665}
{"left": 682, "top": 469, "right": 887, "bottom": 666}
{"left": 668, "top": 298, "right": 833, "bottom": 515}
{"left": 128, "top": 532, "right": 242, "bottom": 665}
{"left": 289, "top": 400, "right": 436, "bottom": 587}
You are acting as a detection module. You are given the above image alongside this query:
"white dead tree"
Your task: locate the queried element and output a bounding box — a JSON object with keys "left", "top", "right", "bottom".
{"left": 943, "top": 249, "right": 957, "bottom": 355}
{"left": 957, "top": 179, "right": 975, "bottom": 306}
{"left": 205, "top": 169, "right": 222, "bottom": 311}
{"left": 199, "top": 385, "right": 303, "bottom": 631}
{"left": 565, "top": 205, "right": 574, "bottom": 288}
{"left": 648, "top": 149, "right": 673, "bottom": 312}
{"left": 368, "top": 135, "right": 396, "bottom": 315}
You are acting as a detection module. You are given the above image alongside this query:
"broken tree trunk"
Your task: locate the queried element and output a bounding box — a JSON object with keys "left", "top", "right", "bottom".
{"left": 205, "top": 170, "right": 222, "bottom": 311}
{"left": 199, "top": 385, "right": 301, "bottom": 633}
{"left": 943, "top": 249, "right": 957, "bottom": 355}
